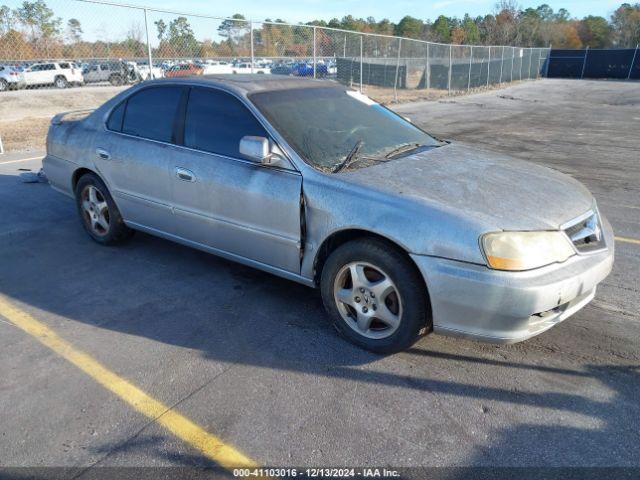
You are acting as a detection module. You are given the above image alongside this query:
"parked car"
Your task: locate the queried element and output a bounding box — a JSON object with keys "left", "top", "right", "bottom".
{"left": 231, "top": 62, "right": 270, "bottom": 74}
{"left": 270, "top": 63, "right": 294, "bottom": 75}
{"left": 136, "top": 63, "right": 164, "bottom": 80}
{"left": 23, "top": 61, "right": 84, "bottom": 88}
{"left": 165, "top": 63, "right": 204, "bottom": 78}
{"left": 43, "top": 76, "right": 614, "bottom": 353}
{"left": 83, "top": 61, "right": 142, "bottom": 85}
{"left": 0, "top": 64, "right": 26, "bottom": 91}
{"left": 291, "top": 62, "right": 328, "bottom": 78}
{"left": 199, "top": 60, "right": 233, "bottom": 75}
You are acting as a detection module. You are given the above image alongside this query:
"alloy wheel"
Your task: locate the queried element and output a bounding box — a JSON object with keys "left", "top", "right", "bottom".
{"left": 81, "top": 185, "right": 110, "bottom": 236}
{"left": 333, "top": 261, "right": 403, "bottom": 339}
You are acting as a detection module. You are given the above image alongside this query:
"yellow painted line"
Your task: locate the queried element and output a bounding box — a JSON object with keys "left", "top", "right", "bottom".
{"left": 0, "top": 295, "right": 257, "bottom": 470}
{"left": 0, "top": 156, "right": 43, "bottom": 165}
{"left": 615, "top": 236, "right": 640, "bottom": 245}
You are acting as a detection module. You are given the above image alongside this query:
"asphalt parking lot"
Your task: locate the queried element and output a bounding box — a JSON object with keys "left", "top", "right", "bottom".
{"left": 0, "top": 79, "right": 639, "bottom": 476}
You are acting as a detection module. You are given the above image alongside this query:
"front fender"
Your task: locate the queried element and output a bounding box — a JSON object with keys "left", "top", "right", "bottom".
{"left": 300, "top": 173, "right": 489, "bottom": 280}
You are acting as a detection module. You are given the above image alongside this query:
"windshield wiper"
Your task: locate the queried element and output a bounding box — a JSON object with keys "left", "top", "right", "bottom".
{"left": 332, "top": 140, "right": 364, "bottom": 173}
{"left": 384, "top": 142, "right": 423, "bottom": 159}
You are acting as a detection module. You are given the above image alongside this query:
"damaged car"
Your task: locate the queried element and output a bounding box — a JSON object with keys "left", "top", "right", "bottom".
{"left": 43, "top": 75, "right": 614, "bottom": 353}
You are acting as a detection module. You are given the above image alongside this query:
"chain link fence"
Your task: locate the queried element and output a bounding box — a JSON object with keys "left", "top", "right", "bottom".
{"left": 0, "top": 0, "right": 550, "bottom": 99}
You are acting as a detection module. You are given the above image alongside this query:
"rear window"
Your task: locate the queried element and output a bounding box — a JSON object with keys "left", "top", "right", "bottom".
{"left": 107, "top": 102, "right": 125, "bottom": 132}
{"left": 121, "top": 86, "right": 184, "bottom": 143}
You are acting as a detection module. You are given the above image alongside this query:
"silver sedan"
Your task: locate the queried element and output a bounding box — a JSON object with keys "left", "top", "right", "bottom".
{"left": 43, "top": 75, "right": 614, "bottom": 353}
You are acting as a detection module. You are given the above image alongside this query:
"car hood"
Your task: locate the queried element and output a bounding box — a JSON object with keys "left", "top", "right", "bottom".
{"left": 341, "top": 142, "right": 594, "bottom": 231}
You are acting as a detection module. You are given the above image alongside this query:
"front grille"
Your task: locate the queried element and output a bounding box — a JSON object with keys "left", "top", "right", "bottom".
{"left": 562, "top": 210, "right": 605, "bottom": 253}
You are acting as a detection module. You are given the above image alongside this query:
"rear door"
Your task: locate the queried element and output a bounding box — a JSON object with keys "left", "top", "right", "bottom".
{"left": 96, "top": 85, "right": 187, "bottom": 233}
{"left": 169, "top": 87, "right": 303, "bottom": 273}
{"left": 42, "top": 63, "right": 57, "bottom": 84}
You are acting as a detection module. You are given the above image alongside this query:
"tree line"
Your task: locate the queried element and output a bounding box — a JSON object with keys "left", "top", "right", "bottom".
{"left": 307, "top": 1, "right": 640, "bottom": 49}
{"left": 1, "top": 0, "right": 639, "bottom": 62}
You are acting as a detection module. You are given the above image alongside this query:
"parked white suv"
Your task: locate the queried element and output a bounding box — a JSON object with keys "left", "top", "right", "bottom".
{"left": 23, "top": 62, "right": 84, "bottom": 89}
{"left": 0, "top": 65, "right": 26, "bottom": 91}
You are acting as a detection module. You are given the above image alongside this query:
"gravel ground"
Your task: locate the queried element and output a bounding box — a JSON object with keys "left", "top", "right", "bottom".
{"left": 0, "top": 79, "right": 638, "bottom": 476}
{"left": 0, "top": 80, "right": 514, "bottom": 152}
{"left": 0, "top": 85, "right": 126, "bottom": 152}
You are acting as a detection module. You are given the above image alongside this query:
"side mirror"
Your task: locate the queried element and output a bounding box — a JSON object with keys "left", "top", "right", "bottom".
{"left": 239, "top": 136, "right": 286, "bottom": 168}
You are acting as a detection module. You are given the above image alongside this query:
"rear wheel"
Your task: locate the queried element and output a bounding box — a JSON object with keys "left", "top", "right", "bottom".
{"left": 0, "top": 79, "right": 8, "bottom": 92}
{"left": 320, "top": 238, "right": 431, "bottom": 353}
{"left": 54, "top": 76, "right": 68, "bottom": 89}
{"left": 74, "top": 173, "right": 134, "bottom": 245}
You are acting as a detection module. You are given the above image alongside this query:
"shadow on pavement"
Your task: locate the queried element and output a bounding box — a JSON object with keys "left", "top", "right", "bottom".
{"left": 1, "top": 171, "right": 639, "bottom": 471}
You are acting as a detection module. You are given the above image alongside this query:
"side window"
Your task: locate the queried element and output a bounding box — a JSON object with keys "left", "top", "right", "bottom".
{"left": 45, "top": 64, "right": 55, "bottom": 70}
{"left": 59, "top": 62, "right": 70, "bottom": 69}
{"left": 184, "top": 88, "right": 268, "bottom": 159}
{"left": 122, "top": 86, "right": 184, "bottom": 143}
{"left": 107, "top": 102, "right": 126, "bottom": 132}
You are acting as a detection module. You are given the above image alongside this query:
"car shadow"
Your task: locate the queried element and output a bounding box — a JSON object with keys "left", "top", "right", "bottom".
{"left": 1, "top": 171, "right": 639, "bottom": 471}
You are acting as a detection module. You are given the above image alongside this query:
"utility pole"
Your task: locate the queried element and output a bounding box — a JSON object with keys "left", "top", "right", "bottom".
{"left": 143, "top": 8, "right": 153, "bottom": 79}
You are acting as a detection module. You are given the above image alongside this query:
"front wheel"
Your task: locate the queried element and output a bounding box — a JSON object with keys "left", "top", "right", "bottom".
{"left": 74, "top": 173, "right": 134, "bottom": 245}
{"left": 320, "top": 239, "right": 431, "bottom": 353}
{"left": 0, "top": 79, "right": 8, "bottom": 92}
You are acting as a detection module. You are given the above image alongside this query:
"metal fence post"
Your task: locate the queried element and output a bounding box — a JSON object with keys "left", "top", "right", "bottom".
{"left": 448, "top": 45, "right": 452, "bottom": 94}
{"left": 394, "top": 38, "right": 402, "bottom": 102}
{"left": 143, "top": 8, "right": 153, "bottom": 80}
{"left": 527, "top": 48, "right": 532, "bottom": 79}
{"left": 486, "top": 47, "right": 491, "bottom": 88}
{"left": 580, "top": 46, "right": 589, "bottom": 79}
{"left": 467, "top": 45, "right": 473, "bottom": 92}
{"left": 536, "top": 48, "right": 542, "bottom": 78}
{"left": 359, "top": 35, "right": 363, "bottom": 92}
{"left": 545, "top": 45, "right": 552, "bottom": 78}
{"left": 312, "top": 26, "right": 317, "bottom": 79}
{"left": 628, "top": 44, "right": 639, "bottom": 80}
{"left": 510, "top": 48, "right": 514, "bottom": 82}
{"left": 250, "top": 21, "right": 254, "bottom": 74}
{"left": 343, "top": 35, "right": 347, "bottom": 58}
{"left": 499, "top": 46, "right": 504, "bottom": 83}
{"left": 426, "top": 43, "right": 430, "bottom": 89}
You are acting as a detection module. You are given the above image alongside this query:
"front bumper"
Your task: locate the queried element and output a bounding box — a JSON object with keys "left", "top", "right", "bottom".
{"left": 411, "top": 218, "right": 614, "bottom": 343}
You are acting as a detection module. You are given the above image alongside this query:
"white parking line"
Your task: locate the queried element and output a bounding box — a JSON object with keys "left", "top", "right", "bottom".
{"left": 0, "top": 156, "right": 43, "bottom": 165}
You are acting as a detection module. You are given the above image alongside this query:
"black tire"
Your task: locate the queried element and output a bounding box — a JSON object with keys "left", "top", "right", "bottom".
{"left": 54, "top": 76, "right": 68, "bottom": 89}
{"left": 74, "top": 173, "right": 134, "bottom": 245}
{"left": 109, "top": 74, "right": 123, "bottom": 86}
{"left": 320, "top": 238, "right": 431, "bottom": 354}
{"left": 0, "top": 79, "right": 8, "bottom": 92}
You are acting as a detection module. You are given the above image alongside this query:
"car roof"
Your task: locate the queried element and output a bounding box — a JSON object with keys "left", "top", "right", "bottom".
{"left": 147, "top": 74, "right": 342, "bottom": 95}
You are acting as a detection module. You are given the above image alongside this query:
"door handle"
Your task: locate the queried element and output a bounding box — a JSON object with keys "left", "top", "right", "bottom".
{"left": 96, "top": 148, "right": 111, "bottom": 160}
{"left": 175, "top": 167, "right": 196, "bottom": 182}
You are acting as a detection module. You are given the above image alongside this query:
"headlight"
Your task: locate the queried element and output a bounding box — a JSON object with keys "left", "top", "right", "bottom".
{"left": 481, "top": 231, "right": 575, "bottom": 271}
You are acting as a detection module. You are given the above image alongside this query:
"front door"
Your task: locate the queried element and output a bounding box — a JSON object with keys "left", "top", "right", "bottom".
{"left": 170, "top": 87, "right": 302, "bottom": 274}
